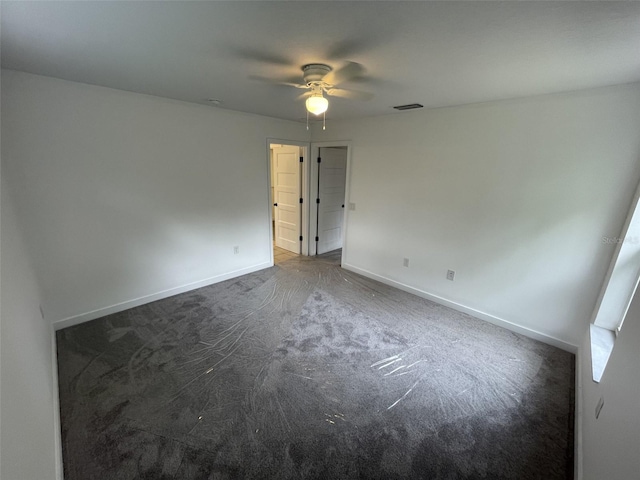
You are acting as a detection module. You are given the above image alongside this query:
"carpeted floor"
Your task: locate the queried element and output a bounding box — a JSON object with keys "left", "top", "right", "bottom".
{"left": 56, "top": 251, "right": 574, "bottom": 479}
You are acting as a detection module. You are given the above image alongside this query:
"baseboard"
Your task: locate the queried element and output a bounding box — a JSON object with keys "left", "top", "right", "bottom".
{"left": 342, "top": 263, "right": 578, "bottom": 353}
{"left": 53, "top": 262, "right": 272, "bottom": 330}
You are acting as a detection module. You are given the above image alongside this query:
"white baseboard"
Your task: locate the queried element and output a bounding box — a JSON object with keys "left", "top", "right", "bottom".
{"left": 53, "top": 262, "right": 272, "bottom": 330}
{"left": 342, "top": 263, "right": 578, "bottom": 353}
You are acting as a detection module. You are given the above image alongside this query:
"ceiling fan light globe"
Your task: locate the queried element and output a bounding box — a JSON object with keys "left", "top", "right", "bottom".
{"left": 306, "top": 95, "right": 328, "bottom": 115}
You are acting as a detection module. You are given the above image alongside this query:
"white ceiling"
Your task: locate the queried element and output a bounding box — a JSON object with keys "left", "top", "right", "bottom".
{"left": 2, "top": 1, "right": 640, "bottom": 122}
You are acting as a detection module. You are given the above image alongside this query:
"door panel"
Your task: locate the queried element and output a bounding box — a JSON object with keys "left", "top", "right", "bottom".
{"left": 317, "top": 147, "right": 347, "bottom": 255}
{"left": 273, "top": 145, "right": 301, "bottom": 254}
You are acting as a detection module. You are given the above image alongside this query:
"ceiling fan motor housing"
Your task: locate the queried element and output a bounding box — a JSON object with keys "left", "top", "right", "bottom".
{"left": 302, "top": 64, "right": 332, "bottom": 85}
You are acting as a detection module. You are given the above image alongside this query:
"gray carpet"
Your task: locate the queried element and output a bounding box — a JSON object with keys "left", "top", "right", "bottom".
{"left": 56, "top": 251, "right": 574, "bottom": 479}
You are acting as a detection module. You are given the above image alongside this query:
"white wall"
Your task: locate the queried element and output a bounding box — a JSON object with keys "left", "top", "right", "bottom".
{"left": 3, "top": 69, "right": 640, "bottom": 477}
{"left": 1, "top": 70, "right": 308, "bottom": 326}
{"left": 313, "top": 83, "right": 640, "bottom": 348}
{"left": 580, "top": 288, "right": 640, "bottom": 479}
{"left": 0, "top": 176, "right": 59, "bottom": 479}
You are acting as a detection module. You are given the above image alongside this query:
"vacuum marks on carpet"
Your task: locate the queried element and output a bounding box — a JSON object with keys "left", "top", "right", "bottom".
{"left": 56, "top": 257, "right": 574, "bottom": 479}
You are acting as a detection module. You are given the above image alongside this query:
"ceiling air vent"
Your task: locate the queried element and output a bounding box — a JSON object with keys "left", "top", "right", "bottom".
{"left": 393, "top": 103, "right": 423, "bottom": 111}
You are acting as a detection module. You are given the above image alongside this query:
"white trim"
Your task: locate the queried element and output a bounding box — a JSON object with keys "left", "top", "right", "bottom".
{"left": 267, "top": 144, "right": 274, "bottom": 266}
{"left": 309, "top": 140, "right": 352, "bottom": 258}
{"left": 590, "top": 177, "right": 640, "bottom": 327}
{"left": 574, "top": 344, "right": 583, "bottom": 480}
{"left": 342, "top": 262, "right": 578, "bottom": 353}
{"left": 266, "top": 139, "right": 311, "bottom": 258}
{"left": 589, "top": 324, "right": 616, "bottom": 383}
{"left": 53, "top": 262, "right": 271, "bottom": 330}
{"left": 51, "top": 327, "right": 64, "bottom": 479}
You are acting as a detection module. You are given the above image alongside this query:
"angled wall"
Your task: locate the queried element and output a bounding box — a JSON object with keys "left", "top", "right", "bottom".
{"left": 580, "top": 289, "right": 640, "bottom": 479}
{"left": 1, "top": 175, "right": 59, "bottom": 479}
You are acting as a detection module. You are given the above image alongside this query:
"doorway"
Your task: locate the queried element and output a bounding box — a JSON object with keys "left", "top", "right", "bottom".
{"left": 309, "top": 142, "right": 351, "bottom": 265}
{"left": 316, "top": 147, "right": 347, "bottom": 254}
{"left": 269, "top": 142, "right": 308, "bottom": 265}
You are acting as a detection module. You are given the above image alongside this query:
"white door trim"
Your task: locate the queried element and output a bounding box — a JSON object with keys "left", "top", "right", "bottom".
{"left": 309, "top": 141, "right": 352, "bottom": 260}
{"left": 316, "top": 147, "right": 347, "bottom": 254}
{"left": 266, "top": 139, "right": 311, "bottom": 264}
{"left": 272, "top": 145, "right": 302, "bottom": 254}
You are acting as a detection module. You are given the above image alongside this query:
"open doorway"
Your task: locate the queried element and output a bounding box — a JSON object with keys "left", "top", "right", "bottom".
{"left": 269, "top": 142, "right": 308, "bottom": 265}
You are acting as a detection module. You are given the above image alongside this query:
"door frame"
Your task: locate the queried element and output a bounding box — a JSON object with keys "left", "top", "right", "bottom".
{"left": 266, "top": 139, "right": 311, "bottom": 264}
{"left": 309, "top": 141, "right": 352, "bottom": 259}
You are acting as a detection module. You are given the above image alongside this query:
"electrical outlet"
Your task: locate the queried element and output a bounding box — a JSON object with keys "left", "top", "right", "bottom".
{"left": 446, "top": 270, "right": 455, "bottom": 281}
{"left": 234, "top": 246, "right": 239, "bottom": 255}
{"left": 403, "top": 258, "right": 409, "bottom": 267}
{"left": 595, "top": 396, "right": 604, "bottom": 419}
{"left": 349, "top": 203, "right": 356, "bottom": 211}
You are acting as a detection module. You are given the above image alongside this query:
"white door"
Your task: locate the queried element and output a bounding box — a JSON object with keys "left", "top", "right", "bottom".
{"left": 317, "top": 147, "right": 347, "bottom": 254}
{"left": 273, "top": 145, "right": 301, "bottom": 254}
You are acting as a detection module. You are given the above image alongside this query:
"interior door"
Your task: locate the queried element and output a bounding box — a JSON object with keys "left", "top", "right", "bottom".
{"left": 273, "top": 145, "right": 301, "bottom": 254}
{"left": 316, "top": 147, "right": 347, "bottom": 254}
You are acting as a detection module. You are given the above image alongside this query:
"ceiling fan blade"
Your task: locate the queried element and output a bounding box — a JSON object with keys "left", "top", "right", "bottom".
{"left": 326, "top": 39, "right": 373, "bottom": 61}
{"left": 229, "top": 47, "right": 292, "bottom": 66}
{"left": 249, "top": 75, "right": 307, "bottom": 88}
{"left": 326, "top": 37, "right": 384, "bottom": 61}
{"left": 295, "top": 91, "right": 313, "bottom": 101}
{"left": 326, "top": 88, "right": 374, "bottom": 101}
{"left": 322, "top": 61, "right": 365, "bottom": 86}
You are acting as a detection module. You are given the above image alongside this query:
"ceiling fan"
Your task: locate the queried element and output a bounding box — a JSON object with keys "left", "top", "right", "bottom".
{"left": 255, "top": 61, "right": 374, "bottom": 128}
{"left": 296, "top": 62, "right": 373, "bottom": 111}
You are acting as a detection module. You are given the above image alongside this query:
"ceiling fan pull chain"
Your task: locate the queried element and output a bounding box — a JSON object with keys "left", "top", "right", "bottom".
{"left": 323, "top": 111, "right": 326, "bottom": 131}
{"left": 306, "top": 109, "right": 309, "bottom": 131}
